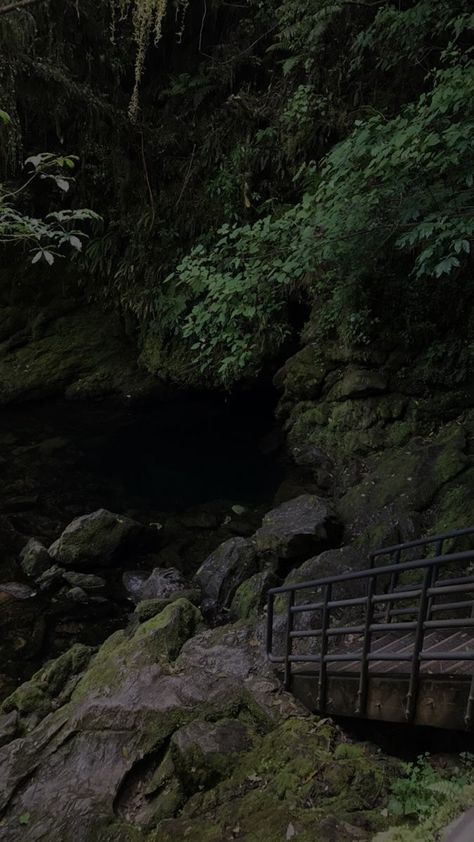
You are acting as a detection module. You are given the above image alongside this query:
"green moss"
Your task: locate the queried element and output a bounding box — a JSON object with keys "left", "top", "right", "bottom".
{"left": 72, "top": 599, "right": 202, "bottom": 702}
{"left": 2, "top": 643, "right": 94, "bottom": 723}
{"left": 151, "top": 718, "right": 398, "bottom": 842}
{"left": 2, "top": 681, "right": 50, "bottom": 718}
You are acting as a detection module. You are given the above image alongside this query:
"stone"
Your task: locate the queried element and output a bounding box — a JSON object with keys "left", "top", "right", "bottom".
{"left": 49, "top": 508, "right": 141, "bottom": 567}
{"left": 65, "top": 586, "right": 89, "bottom": 603}
{"left": 35, "top": 564, "right": 66, "bottom": 590}
{"left": 0, "top": 607, "right": 394, "bottom": 842}
{"left": 122, "top": 570, "right": 149, "bottom": 601}
{"left": 171, "top": 718, "right": 254, "bottom": 791}
{"left": 62, "top": 571, "right": 106, "bottom": 593}
{"left": 338, "top": 423, "right": 469, "bottom": 533}
{"left": 19, "top": 538, "right": 51, "bottom": 578}
{"left": 231, "top": 567, "right": 279, "bottom": 620}
{"left": 2, "top": 643, "right": 93, "bottom": 730}
{"left": 0, "top": 710, "right": 17, "bottom": 747}
{"left": 194, "top": 537, "right": 259, "bottom": 612}
{"left": 274, "top": 547, "right": 367, "bottom": 642}
{"left": 0, "top": 581, "right": 36, "bottom": 601}
{"left": 123, "top": 567, "right": 187, "bottom": 604}
{"left": 134, "top": 590, "right": 201, "bottom": 622}
{"left": 255, "top": 494, "right": 341, "bottom": 564}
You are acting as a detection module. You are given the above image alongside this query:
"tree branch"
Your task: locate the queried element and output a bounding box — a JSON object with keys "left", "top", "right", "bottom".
{"left": 0, "top": 0, "right": 45, "bottom": 16}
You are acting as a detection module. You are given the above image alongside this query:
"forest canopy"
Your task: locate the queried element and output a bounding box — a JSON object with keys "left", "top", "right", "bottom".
{"left": 0, "top": 0, "right": 473, "bottom": 385}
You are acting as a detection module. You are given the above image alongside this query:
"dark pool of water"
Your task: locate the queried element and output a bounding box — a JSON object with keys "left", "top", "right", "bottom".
{"left": 2, "top": 389, "right": 283, "bottom": 515}
{"left": 86, "top": 391, "right": 283, "bottom": 510}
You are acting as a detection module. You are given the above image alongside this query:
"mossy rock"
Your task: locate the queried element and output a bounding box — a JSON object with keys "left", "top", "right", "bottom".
{"left": 2, "top": 643, "right": 93, "bottom": 726}
{"left": 72, "top": 598, "right": 203, "bottom": 702}
{"left": 231, "top": 568, "right": 278, "bottom": 620}
{"left": 152, "top": 718, "right": 398, "bottom": 842}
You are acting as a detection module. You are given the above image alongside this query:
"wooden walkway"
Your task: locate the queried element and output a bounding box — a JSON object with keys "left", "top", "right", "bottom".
{"left": 267, "top": 528, "right": 474, "bottom": 730}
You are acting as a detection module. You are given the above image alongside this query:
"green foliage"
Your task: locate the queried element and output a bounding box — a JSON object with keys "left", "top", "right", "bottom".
{"left": 388, "top": 754, "right": 474, "bottom": 821}
{"left": 0, "top": 117, "right": 101, "bottom": 265}
{"left": 382, "top": 754, "right": 474, "bottom": 842}
{"left": 1, "top": 0, "right": 474, "bottom": 385}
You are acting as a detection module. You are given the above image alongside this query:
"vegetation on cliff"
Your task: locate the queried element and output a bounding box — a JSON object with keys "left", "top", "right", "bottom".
{"left": 0, "top": 0, "right": 472, "bottom": 386}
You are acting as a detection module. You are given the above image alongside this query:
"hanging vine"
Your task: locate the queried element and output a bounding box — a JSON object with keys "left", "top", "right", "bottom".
{"left": 110, "top": 0, "right": 169, "bottom": 121}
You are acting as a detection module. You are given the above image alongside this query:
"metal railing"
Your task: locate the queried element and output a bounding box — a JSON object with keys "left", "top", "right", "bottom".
{"left": 266, "top": 528, "right": 474, "bottom": 728}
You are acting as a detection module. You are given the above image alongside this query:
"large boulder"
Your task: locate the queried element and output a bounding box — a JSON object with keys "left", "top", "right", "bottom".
{"left": 194, "top": 537, "right": 259, "bottom": 613}
{"left": 255, "top": 494, "right": 341, "bottom": 565}
{"left": 49, "top": 509, "right": 141, "bottom": 567}
{"left": 0, "top": 600, "right": 395, "bottom": 841}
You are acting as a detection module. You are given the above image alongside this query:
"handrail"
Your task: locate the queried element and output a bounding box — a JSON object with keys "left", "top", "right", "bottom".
{"left": 369, "top": 526, "right": 474, "bottom": 561}
{"left": 267, "top": 549, "right": 474, "bottom": 595}
{"left": 266, "top": 530, "right": 474, "bottom": 729}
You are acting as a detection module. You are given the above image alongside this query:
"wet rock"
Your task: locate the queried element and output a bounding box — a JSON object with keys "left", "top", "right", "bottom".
{"left": 65, "top": 586, "right": 89, "bottom": 603}
{"left": 49, "top": 508, "right": 141, "bottom": 568}
{"left": 62, "top": 571, "right": 106, "bottom": 593}
{"left": 0, "top": 581, "right": 36, "bottom": 601}
{"left": 123, "top": 567, "right": 187, "bottom": 604}
{"left": 2, "top": 643, "right": 93, "bottom": 731}
{"left": 255, "top": 494, "right": 341, "bottom": 565}
{"left": 338, "top": 423, "right": 468, "bottom": 535}
{"left": 194, "top": 536, "right": 259, "bottom": 613}
{"left": 231, "top": 567, "right": 279, "bottom": 620}
{"left": 141, "top": 567, "right": 187, "bottom": 601}
{"left": 171, "top": 718, "right": 254, "bottom": 791}
{"left": 0, "top": 604, "right": 393, "bottom": 841}
{"left": 19, "top": 537, "right": 51, "bottom": 578}
{"left": 0, "top": 710, "right": 17, "bottom": 747}
{"left": 275, "top": 546, "right": 367, "bottom": 626}
{"left": 35, "top": 564, "right": 66, "bottom": 590}
{"left": 134, "top": 589, "right": 201, "bottom": 622}
{"left": 122, "top": 569, "right": 149, "bottom": 601}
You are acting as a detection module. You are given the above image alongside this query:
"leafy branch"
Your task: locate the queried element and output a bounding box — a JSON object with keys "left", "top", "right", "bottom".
{"left": 0, "top": 112, "right": 102, "bottom": 265}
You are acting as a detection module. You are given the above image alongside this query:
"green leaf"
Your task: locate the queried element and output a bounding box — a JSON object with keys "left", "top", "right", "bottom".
{"left": 19, "top": 812, "right": 31, "bottom": 826}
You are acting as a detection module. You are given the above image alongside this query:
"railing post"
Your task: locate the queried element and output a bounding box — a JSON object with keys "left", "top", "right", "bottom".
{"left": 385, "top": 549, "right": 401, "bottom": 622}
{"left": 405, "top": 566, "right": 430, "bottom": 722}
{"left": 426, "top": 539, "right": 443, "bottom": 621}
{"left": 356, "top": 574, "right": 375, "bottom": 717}
{"left": 465, "top": 674, "right": 474, "bottom": 730}
{"left": 266, "top": 592, "right": 274, "bottom": 658}
{"left": 284, "top": 590, "right": 295, "bottom": 689}
{"left": 317, "top": 582, "right": 332, "bottom": 713}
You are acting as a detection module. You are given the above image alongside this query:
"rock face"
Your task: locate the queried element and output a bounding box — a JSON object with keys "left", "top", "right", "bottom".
{"left": 49, "top": 509, "right": 141, "bottom": 568}
{"left": 255, "top": 494, "right": 341, "bottom": 564}
{"left": 0, "top": 302, "right": 155, "bottom": 405}
{"left": 195, "top": 536, "right": 259, "bottom": 613}
{"left": 0, "top": 599, "right": 395, "bottom": 842}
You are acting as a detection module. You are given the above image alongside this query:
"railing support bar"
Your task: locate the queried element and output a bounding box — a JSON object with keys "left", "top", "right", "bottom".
{"left": 405, "top": 566, "right": 430, "bottom": 722}
{"left": 317, "top": 583, "right": 331, "bottom": 712}
{"left": 284, "top": 590, "right": 295, "bottom": 690}
{"left": 356, "top": 575, "right": 375, "bottom": 717}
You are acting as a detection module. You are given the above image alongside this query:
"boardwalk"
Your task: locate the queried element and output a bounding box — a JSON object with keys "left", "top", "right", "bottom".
{"left": 266, "top": 528, "right": 474, "bottom": 730}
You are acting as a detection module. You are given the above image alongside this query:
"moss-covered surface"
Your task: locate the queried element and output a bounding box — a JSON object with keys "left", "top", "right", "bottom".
{"left": 72, "top": 598, "right": 203, "bottom": 702}
{"left": 2, "top": 643, "right": 93, "bottom": 726}
{"left": 151, "top": 718, "right": 398, "bottom": 842}
{"left": 0, "top": 302, "right": 155, "bottom": 404}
